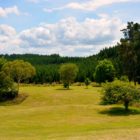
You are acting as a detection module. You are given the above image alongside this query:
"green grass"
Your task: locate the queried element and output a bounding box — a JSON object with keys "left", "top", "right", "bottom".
{"left": 0, "top": 85, "right": 140, "bottom": 140}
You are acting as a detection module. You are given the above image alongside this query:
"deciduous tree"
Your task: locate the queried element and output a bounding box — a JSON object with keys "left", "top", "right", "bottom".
{"left": 102, "top": 81, "right": 140, "bottom": 111}
{"left": 2, "top": 60, "right": 36, "bottom": 92}
{"left": 94, "top": 59, "right": 115, "bottom": 84}
{"left": 59, "top": 63, "right": 78, "bottom": 89}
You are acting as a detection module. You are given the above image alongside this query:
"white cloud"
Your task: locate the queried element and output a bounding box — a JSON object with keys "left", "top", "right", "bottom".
{"left": 0, "top": 6, "right": 20, "bottom": 17}
{"left": 44, "top": 0, "right": 140, "bottom": 12}
{"left": 0, "top": 16, "right": 124, "bottom": 56}
{"left": 0, "top": 24, "right": 21, "bottom": 53}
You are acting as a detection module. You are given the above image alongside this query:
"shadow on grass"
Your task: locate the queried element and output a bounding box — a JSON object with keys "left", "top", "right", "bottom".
{"left": 56, "top": 88, "right": 72, "bottom": 90}
{"left": 0, "top": 93, "right": 28, "bottom": 106}
{"left": 99, "top": 107, "right": 140, "bottom": 116}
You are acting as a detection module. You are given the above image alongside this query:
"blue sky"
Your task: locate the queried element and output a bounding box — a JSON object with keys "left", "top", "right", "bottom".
{"left": 0, "top": 0, "right": 140, "bottom": 56}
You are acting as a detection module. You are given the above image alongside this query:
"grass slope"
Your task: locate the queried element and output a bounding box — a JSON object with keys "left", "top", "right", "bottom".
{"left": 0, "top": 85, "right": 140, "bottom": 140}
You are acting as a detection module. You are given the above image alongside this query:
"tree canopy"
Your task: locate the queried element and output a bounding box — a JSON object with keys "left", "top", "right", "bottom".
{"left": 0, "top": 58, "right": 17, "bottom": 101}
{"left": 102, "top": 81, "right": 140, "bottom": 111}
{"left": 94, "top": 59, "right": 115, "bottom": 84}
{"left": 59, "top": 63, "right": 78, "bottom": 89}
{"left": 119, "top": 22, "right": 140, "bottom": 84}
{"left": 2, "top": 60, "right": 36, "bottom": 92}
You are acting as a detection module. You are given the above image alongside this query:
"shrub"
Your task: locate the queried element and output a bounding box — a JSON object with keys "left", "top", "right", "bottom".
{"left": 0, "top": 89, "right": 18, "bottom": 101}
{"left": 102, "top": 80, "right": 140, "bottom": 111}
{"left": 85, "top": 78, "right": 90, "bottom": 88}
{"left": 0, "top": 72, "right": 18, "bottom": 101}
{"left": 63, "top": 82, "right": 69, "bottom": 89}
{"left": 120, "top": 75, "right": 129, "bottom": 82}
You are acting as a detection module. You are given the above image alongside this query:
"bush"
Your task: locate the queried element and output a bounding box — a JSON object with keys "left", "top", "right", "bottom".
{"left": 120, "top": 75, "right": 129, "bottom": 82}
{"left": 85, "top": 78, "right": 90, "bottom": 88}
{"left": 102, "top": 80, "right": 140, "bottom": 111}
{"left": 0, "top": 72, "right": 18, "bottom": 101}
{"left": 0, "top": 89, "right": 18, "bottom": 101}
{"left": 63, "top": 82, "right": 69, "bottom": 89}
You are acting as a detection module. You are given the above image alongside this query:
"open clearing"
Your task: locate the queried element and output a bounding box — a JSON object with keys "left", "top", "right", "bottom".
{"left": 0, "top": 85, "right": 140, "bottom": 140}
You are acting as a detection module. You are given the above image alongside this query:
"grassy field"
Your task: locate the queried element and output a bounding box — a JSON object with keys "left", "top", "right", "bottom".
{"left": 0, "top": 85, "right": 140, "bottom": 140}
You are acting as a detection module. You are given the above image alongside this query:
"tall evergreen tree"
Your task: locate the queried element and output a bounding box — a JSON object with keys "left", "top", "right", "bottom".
{"left": 120, "top": 22, "right": 140, "bottom": 85}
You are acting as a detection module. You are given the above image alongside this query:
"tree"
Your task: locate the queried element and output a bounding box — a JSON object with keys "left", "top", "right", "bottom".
{"left": 0, "top": 71, "right": 18, "bottom": 101}
{"left": 119, "top": 39, "right": 137, "bottom": 84}
{"left": 2, "top": 60, "right": 36, "bottom": 92}
{"left": 120, "top": 22, "right": 140, "bottom": 85}
{"left": 85, "top": 78, "right": 90, "bottom": 88}
{"left": 94, "top": 59, "right": 115, "bottom": 84}
{"left": 102, "top": 81, "right": 140, "bottom": 111}
{"left": 0, "top": 58, "right": 11, "bottom": 90}
{"left": 0, "top": 57, "right": 7, "bottom": 71}
{"left": 0, "top": 71, "right": 13, "bottom": 90}
{"left": 0, "top": 58, "right": 17, "bottom": 101}
{"left": 59, "top": 63, "right": 78, "bottom": 89}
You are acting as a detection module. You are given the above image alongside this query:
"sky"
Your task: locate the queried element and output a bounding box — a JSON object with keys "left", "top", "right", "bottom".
{"left": 0, "top": 0, "right": 140, "bottom": 56}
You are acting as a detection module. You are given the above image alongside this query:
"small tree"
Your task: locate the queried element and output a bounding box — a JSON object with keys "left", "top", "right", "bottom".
{"left": 2, "top": 60, "right": 36, "bottom": 92}
{"left": 102, "top": 81, "right": 140, "bottom": 111}
{"left": 94, "top": 59, "right": 115, "bottom": 84}
{"left": 59, "top": 63, "right": 78, "bottom": 89}
{"left": 85, "top": 78, "right": 90, "bottom": 88}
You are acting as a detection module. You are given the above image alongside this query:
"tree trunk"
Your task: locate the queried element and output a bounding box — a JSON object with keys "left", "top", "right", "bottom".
{"left": 124, "top": 100, "right": 129, "bottom": 111}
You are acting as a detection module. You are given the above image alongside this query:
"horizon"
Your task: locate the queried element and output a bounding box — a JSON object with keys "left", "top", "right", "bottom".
{"left": 0, "top": 0, "right": 140, "bottom": 56}
{"left": 0, "top": 45, "right": 114, "bottom": 57}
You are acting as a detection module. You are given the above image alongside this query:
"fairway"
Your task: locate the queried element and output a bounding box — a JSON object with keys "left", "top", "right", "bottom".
{"left": 0, "top": 85, "right": 140, "bottom": 140}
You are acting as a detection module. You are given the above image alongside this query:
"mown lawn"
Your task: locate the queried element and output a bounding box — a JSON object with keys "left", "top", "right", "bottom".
{"left": 0, "top": 85, "right": 140, "bottom": 140}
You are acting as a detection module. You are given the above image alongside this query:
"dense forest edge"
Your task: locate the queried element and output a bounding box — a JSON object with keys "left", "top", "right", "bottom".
{"left": 0, "top": 46, "right": 118, "bottom": 84}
